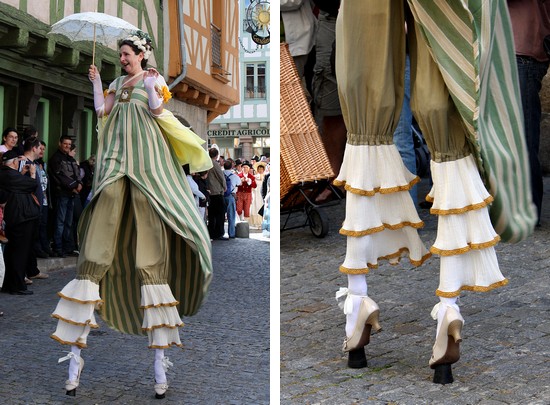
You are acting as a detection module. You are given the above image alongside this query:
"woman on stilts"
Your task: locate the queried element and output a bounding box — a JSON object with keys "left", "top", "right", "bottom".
{"left": 334, "top": 0, "right": 536, "bottom": 384}
{"left": 51, "top": 30, "right": 213, "bottom": 398}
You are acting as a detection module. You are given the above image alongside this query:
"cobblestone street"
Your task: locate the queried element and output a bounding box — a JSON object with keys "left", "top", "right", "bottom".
{"left": 281, "top": 177, "right": 550, "bottom": 404}
{"left": 0, "top": 237, "right": 269, "bottom": 404}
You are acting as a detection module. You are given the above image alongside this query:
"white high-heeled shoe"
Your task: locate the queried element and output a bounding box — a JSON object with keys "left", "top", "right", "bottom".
{"left": 59, "top": 352, "right": 84, "bottom": 396}
{"left": 154, "top": 382, "right": 169, "bottom": 399}
{"left": 154, "top": 356, "right": 173, "bottom": 399}
{"left": 336, "top": 288, "right": 381, "bottom": 368}
{"left": 429, "top": 304, "right": 464, "bottom": 368}
{"left": 342, "top": 296, "right": 381, "bottom": 352}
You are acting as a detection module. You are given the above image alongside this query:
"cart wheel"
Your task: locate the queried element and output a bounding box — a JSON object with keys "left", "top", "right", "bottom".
{"left": 309, "top": 207, "right": 329, "bottom": 238}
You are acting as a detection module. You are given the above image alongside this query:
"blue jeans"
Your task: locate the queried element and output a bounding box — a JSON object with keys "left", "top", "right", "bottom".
{"left": 393, "top": 56, "right": 417, "bottom": 205}
{"left": 53, "top": 195, "right": 75, "bottom": 253}
{"left": 516, "top": 55, "right": 549, "bottom": 224}
{"left": 225, "top": 195, "right": 237, "bottom": 238}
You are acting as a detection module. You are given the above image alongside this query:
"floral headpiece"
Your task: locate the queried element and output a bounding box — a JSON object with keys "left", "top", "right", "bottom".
{"left": 123, "top": 30, "right": 153, "bottom": 60}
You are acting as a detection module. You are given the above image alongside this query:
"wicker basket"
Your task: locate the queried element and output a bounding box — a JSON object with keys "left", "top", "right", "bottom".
{"left": 280, "top": 43, "right": 334, "bottom": 200}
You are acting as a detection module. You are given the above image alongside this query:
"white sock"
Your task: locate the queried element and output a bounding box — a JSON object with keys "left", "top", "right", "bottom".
{"left": 154, "top": 349, "right": 167, "bottom": 384}
{"left": 68, "top": 346, "right": 81, "bottom": 382}
{"left": 436, "top": 296, "right": 459, "bottom": 336}
{"left": 345, "top": 275, "right": 368, "bottom": 337}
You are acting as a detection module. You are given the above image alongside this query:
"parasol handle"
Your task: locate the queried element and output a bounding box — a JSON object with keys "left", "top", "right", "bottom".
{"left": 92, "top": 23, "right": 96, "bottom": 67}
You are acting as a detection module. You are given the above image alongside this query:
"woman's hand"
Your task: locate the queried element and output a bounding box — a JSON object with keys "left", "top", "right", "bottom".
{"left": 88, "top": 65, "right": 101, "bottom": 84}
{"left": 144, "top": 68, "right": 159, "bottom": 90}
{"left": 144, "top": 68, "right": 163, "bottom": 112}
{"left": 90, "top": 65, "right": 107, "bottom": 116}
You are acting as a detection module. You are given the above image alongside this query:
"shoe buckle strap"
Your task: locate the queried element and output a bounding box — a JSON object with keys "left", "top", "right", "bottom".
{"left": 430, "top": 303, "right": 441, "bottom": 320}
{"left": 162, "top": 357, "right": 173, "bottom": 372}
{"left": 431, "top": 302, "right": 463, "bottom": 323}
{"left": 58, "top": 352, "right": 80, "bottom": 365}
{"left": 335, "top": 287, "right": 367, "bottom": 315}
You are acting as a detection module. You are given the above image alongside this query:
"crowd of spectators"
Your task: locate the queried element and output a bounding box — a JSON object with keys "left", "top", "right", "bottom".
{"left": 0, "top": 127, "right": 96, "bottom": 297}
{"left": 187, "top": 147, "right": 270, "bottom": 241}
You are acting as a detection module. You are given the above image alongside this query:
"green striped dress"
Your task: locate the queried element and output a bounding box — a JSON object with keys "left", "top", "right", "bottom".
{"left": 51, "top": 75, "right": 213, "bottom": 348}
{"left": 334, "top": 0, "right": 533, "bottom": 299}
{"left": 408, "top": 0, "right": 537, "bottom": 242}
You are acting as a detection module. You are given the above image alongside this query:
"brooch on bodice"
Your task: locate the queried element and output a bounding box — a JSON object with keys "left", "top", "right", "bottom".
{"left": 119, "top": 87, "right": 134, "bottom": 103}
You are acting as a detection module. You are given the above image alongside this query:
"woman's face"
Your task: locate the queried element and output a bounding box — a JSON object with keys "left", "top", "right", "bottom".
{"left": 119, "top": 44, "right": 144, "bottom": 75}
{"left": 3, "top": 131, "right": 18, "bottom": 149}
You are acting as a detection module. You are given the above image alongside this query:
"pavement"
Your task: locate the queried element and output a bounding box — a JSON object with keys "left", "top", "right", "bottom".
{"left": 281, "top": 176, "right": 550, "bottom": 405}
{"left": 0, "top": 233, "right": 270, "bottom": 404}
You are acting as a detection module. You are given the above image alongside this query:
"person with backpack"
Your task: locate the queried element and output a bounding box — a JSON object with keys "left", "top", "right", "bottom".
{"left": 223, "top": 160, "right": 241, "bottom": 238}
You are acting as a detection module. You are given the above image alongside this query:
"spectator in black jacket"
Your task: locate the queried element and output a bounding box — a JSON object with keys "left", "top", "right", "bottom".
{"left": 48, "top": 136, "right": 82, "bottom": 258}
{"left": 20, "top": 138, "right": 50, "bottom": 279}
{"left": 0, "top": 150, "right": 41, "bottom": 295}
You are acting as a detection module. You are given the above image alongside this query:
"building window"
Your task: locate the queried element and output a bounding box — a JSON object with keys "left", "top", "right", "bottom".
{"left": 245, "top": 63, "right": 266, "bottom": 100}
{"left": 36, "top": 98, "right": 50, "bottom": 142}
{"left": 210, "top": 0, "right": 230, "bottom": 83}
{"left": 211, "top": 23, "right": 222, "bottom": 70}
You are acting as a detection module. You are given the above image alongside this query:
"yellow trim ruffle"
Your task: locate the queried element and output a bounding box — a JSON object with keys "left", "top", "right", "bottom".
{"left": 340, "top": 220, "right": 425, "bottom": 237}
{"left": 140, "top": 301, "right": 180, "bottom": 310}
{"left": 57, "top": 292, "right": 104, "bottom": 306}
{"left": 141, "top": 322, "right": 184, "bottom": 332}
{"left": 339, "top": 250, "right": 431, "bottom": 274}
{"left": 339, "top": 265, "right": 371, "bottom": 274}
{"left": 428, "top": 195, "right": 494, "bottom": 215}
{"left": 410, "top": 251, "right": 433, "bottom": 266}
{"left": 430, "top": 235, "right": 500, "bottom": 256}
{"left": 436, "top": 279, "right": 509, "bottom": 297}
{"left": 51, "top": 314, "right": 99, "bottom": 329}
{"left": 50, "top": 334, "right": 88, "bottom": 349}
{"left": 333, "top": 176, "right": 420, "bottom": 197}
{"left": 148, "top": 342, "right": 183, "bottom": 349}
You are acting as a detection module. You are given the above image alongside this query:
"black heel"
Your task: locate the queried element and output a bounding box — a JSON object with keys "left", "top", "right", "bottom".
{"left": 66, "top": 388, "right": 76, "bottom": 396}
{"left": 155, "top": 392, "right": 165, "bottom": 399}
{"left": 347, "top": 347, "right": 367, "bottom": 368}
{"left": 432, "top": 363, "right": 454, "bottom": 384}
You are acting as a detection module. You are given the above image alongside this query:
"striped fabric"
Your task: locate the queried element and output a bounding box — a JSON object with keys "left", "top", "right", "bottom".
{"left": 408, "top": 0, "right": 537, "bottom": 242}
{"left": 77, "top": 76, "right": 213, "bottom": 335}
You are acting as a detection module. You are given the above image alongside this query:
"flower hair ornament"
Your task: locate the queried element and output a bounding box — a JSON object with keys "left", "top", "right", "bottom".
{"left": 123, "top": 30, "right": 153, "bottom": 60}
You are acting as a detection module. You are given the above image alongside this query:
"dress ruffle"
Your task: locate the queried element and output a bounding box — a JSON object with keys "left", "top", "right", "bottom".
{"left": 140, "top": 284, "right": 179, "bottom": 309}
{"left": 437, "top": 248, "right": 508, "bottom": 297}
{"left": 428, "top": 156, "right": 507, "bottom": 296}
{"left": 57, "top": 279, "right": 103, "bottom": 305}
{"left": 431, "top": 208, "right": 500, "bottom": 255}
{"left": 426, "top": 155, "right": 493, "bottom": 215}
{"left": 334, "top": 144, "right": 419, "bottom": 195}
{"left": 340, "top": 228, "right": 431, "bottom": 273}
{"left": 141, "top": 284, "right": 184, "bottom": 348}
{"left": 51, "top": 279, "right": 100, "bottom": 348}
{"left": 337, "top": 144, "right": 429, "bottom": 274}
{"left": 341, "top": 191, "right": 424, "bottom": 235}
{"left": 147, "top": 328, "right": 183, "bottom": 349}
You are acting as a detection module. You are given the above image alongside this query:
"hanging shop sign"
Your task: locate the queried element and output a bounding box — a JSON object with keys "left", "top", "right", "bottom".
{"left": 207, "top": 128, "right": 270, "bottom": 138}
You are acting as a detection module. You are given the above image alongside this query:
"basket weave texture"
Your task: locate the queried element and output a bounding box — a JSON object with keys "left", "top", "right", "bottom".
{"left": 280, "top": 43, "right": 334, "bottom": 200}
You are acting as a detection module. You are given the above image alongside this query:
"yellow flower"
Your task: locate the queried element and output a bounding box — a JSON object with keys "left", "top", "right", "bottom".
{"left": 162, "top": 85, "right": 172, "bottom": 103}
